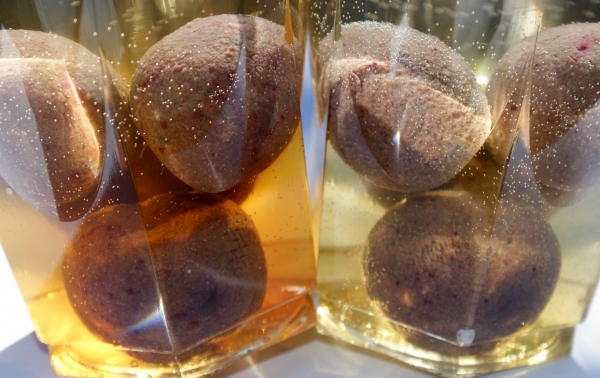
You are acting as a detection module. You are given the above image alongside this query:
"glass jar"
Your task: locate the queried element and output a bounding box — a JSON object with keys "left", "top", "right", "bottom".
{"left": 0, "top": 0, "right": 315, "bottom": 377}
{"left": 309, "top": 0, "right": 600, "bottom": 376}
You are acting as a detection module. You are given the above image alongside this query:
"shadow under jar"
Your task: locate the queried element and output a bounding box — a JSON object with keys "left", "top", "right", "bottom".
{"left": 310, "top": 0, "right": 600, "bottom": 376}
{"left": 0, "top": 1, "right": 315, "bottom": 377}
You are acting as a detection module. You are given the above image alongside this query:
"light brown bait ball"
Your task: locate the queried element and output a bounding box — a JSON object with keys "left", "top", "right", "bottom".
{"left": 318, "top": 22, "right": 491, "bottom": 192}
{"left": 487, "top": 23, "right": 600, "bottom": 203}
{"left": 63, "top": 191, "right": 267, "bottom": 358}
{"left": 130, "top": 14, "right": 301, "bottom": 193}
{"left": 0, "top": 30, "right": 128, "bottom": 212}
{"left": 363, "top": 191, "right": 561, "bottom": 348}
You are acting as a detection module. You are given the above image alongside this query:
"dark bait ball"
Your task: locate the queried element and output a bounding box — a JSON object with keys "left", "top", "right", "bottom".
{"left": 63, "top": 191, "right": 267, "bottom": 359}
{"left": 130, "top": 14, "right": 301, "bottom": 193}
{"left": 363, "top": 191, "right": 561, "bottom": 348}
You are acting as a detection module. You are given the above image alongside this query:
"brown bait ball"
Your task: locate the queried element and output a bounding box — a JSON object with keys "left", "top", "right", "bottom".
{"left": 130, "top": 14, "right": 301, "bottom": 193}
{"left": 0, "top": 30, "right": 128, "bottom": 213}
{"left": 363, "top": 191, "right": 561, "bottom": 348}
{"left": 122, "top": 126, "right": 254, "bottom": 204}
{"left": 0, "top": 59, "right": 101, "bottom": 207}
{"left": 319, "top": 22, "right": 491, "bottom": 192}
{"left": 122, "top": 125, "right": 196, "bottom": 204}
{"left": 534, "top": 104, "right": 600, "bottom": 207}
{"left": 487, "top": 23, "right": 600, "bottom": 204}
{"left": 63, "top": 191, "right": 267, "bottom": 358}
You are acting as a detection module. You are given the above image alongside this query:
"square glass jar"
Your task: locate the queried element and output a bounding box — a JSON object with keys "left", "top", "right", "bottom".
{"left": 0, "top": 0, "right": 316, "bottom": 377}
{"left": 309, "top": 0, "right": 600, "bottom": 376}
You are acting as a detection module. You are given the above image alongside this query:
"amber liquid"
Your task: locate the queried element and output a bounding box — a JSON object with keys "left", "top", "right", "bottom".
{"left": 0, "top": 127, "right": 316, "bottom": 377}
{"left": 0, "top": 1, "right": 315, "bottom": 377}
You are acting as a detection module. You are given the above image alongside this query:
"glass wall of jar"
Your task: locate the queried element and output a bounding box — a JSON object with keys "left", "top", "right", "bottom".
{"left": 309, "top": 0, "right": 600, "bottom": 376}
{"left": 0, "top": 0, "right": 315, "bottom": 377}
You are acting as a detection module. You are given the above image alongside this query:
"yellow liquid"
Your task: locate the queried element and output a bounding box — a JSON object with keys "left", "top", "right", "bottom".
{"left": 315, "top": 142, "right": 600, "bottom": 376}
{"left": 0, "top": 1, "right": 315, "bottom": 376}
{"left": 309, "top": 1, "right": 600, "bottom": 375}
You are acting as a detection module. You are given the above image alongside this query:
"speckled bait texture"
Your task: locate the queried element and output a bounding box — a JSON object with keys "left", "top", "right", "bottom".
{"left": 487, "top": 23, "right": 600, "bottom": 202}
{"left": 363, "top": 191, "right": 561, "bottom": 348}
{"left": 130, "top": 14, "right": 301, "bottom": 193}
{"left": 319, "top": 22, "right": 491, "bottom": 192}
{"left": 0, "top": 30, "right": 127, "bottom": 208}
{"left": 0, "top": 59, "right": 102, "bottom": 206}
{"left": 63, "top": 192, "right": 267, "bottom": 359}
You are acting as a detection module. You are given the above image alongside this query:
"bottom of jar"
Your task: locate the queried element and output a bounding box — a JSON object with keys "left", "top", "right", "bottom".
{"left": 47, "top": 291, "right": 315, "bottom": 378}
{"left": 315, "top": 296, "right": 573, "bottom": 378}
